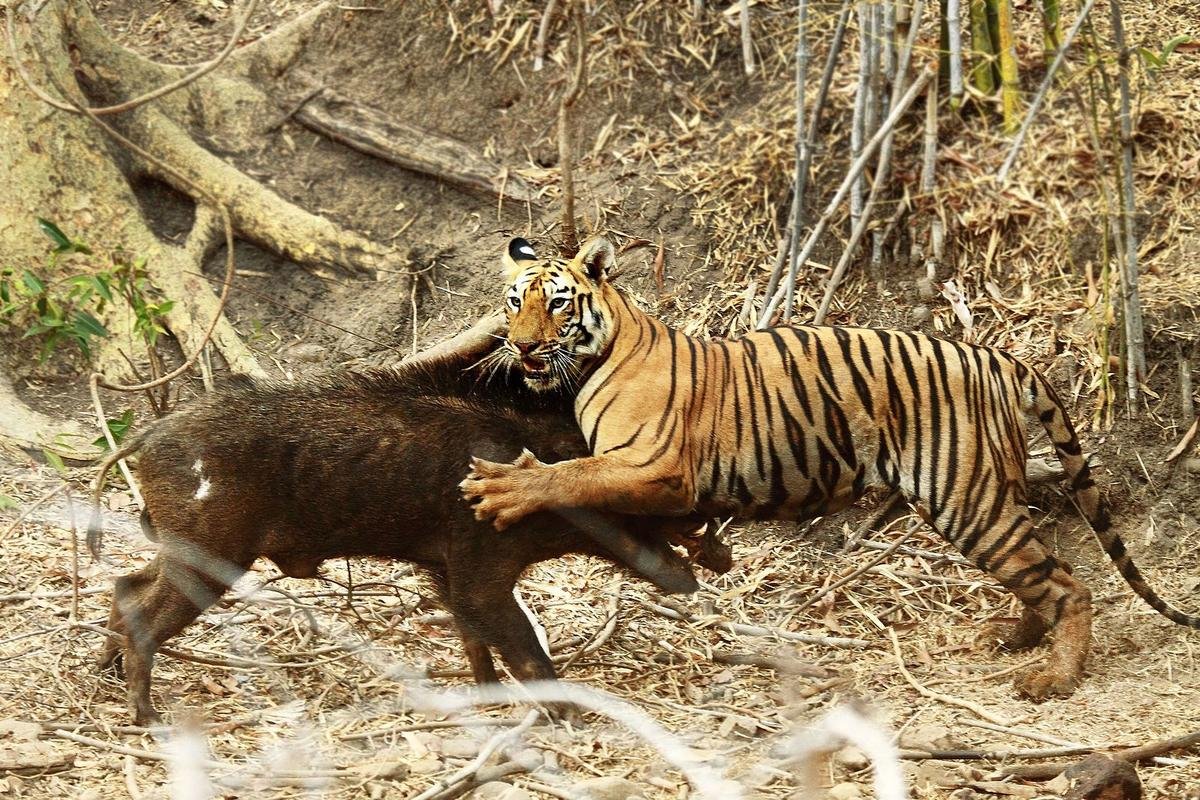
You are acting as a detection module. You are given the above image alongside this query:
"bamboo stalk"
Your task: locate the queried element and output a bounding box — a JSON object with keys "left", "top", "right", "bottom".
{"left": 740, "top": 0, "right": 755, "bottom": 75}
{"left": 996, "top": 0, "right": 1098, "bottom": 184}
{"left": 816, "top": 1, "right": 927, "bottom": 321}
{"left": 946, "top": 0, "right": 964, "bottom": 107}
{"left": 849, "top": 2, "right": 869, "bottom": 231}
{"left": 995, "top": 0, "right": 1021, "bottom": 132}
{"left": 968, "top": 0, "right": 995, "bottom": 95}
{"left": 760, "top": 65, "right": 937, "bottom": 326}
{"left": 921, "top": 70, "right": 942, "bottom": 282}
{"left": 782, "top": 0, "right": 811, "bottom": 323}
{"left": 1108, "top": 0, "right": 1146, "bottom": 401}
{"left": 1042, "top": 0, "right": 1063, "bottom": 61}
{"left": 557, "top": 1, "right": 587, "bottom": 256}
{"left": 762, "top": 0, "right": 849, "bottom": 321}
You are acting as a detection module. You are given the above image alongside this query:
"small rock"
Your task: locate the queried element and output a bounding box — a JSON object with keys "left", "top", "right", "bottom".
{"left": 833, "top": 745, "right": 869, "bottom": 771}
{"left": 0, "top": 720, "right": 42, "bottom": 741}
{"left": 901, "top": 724, "right": 955, "bottom": 752}
{"left": 469, "top": 783, "right": 535, "bottom": 800}
{"left": 573, "top": 776, "right": 646, "bottom": 800}
{"left": 408, "top": 755, "right": 443, "bottom": 775}
{"left": 910, "top": 304, "right": 931, "bottom": 325}
{"left": 1062, "top": 755, "right": 1142, "bottom": 800}
{"left": 352, "top": 759, "right": 410, "bottom": 781}
{"left": 286, "top": 343, "right": 327, "bottom": 363}
{"left": 828, "top": 782, "right": 864, "bottom": 800}
{"left": 440, "top": 738, "right": 480, "bottom": 760}
{"left": 916, "top": 276, "right": 937, "bottom": 300}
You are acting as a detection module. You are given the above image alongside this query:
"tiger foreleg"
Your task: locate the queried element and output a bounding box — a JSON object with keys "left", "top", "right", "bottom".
{"left": 461, "top": 451, "right": 694, "bottom": 531}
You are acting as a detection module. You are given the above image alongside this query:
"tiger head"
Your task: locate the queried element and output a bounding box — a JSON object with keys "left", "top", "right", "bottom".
{"left": 493, "top": 236, "right": 617, "bottom": 392}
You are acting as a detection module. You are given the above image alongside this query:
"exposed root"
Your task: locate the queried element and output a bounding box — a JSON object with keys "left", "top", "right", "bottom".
{"left": 122, "top": 104, "right": 400, "bottom": 277}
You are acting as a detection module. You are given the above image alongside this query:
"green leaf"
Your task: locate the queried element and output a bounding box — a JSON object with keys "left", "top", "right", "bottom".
{"left": 72, "top": 310, "right": 109, "bottom": 338}
{"left": 36, "top": 218, "right": 72, "bottom": 252}
{"left": 42, "top": 448, "right": 68, "bottom": 477}
{"left": 1160, "top": 35, "right": 1192, "bottom": 61}
{"left": 92, "top": 409, "right": 134, "bottom": 450}
{"left": 21, "top": 269, "right": 45, "bottom": 295}
{"left": 0, "top": 493, "right": 17, "bottom": 512}
{"left": 91, "top": 275, "right": 114, "bottom": 303}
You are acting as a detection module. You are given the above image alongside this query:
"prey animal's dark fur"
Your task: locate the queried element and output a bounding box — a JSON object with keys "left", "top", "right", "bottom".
{"left": 89, "top": 340, "right": 728, "bottom": 725}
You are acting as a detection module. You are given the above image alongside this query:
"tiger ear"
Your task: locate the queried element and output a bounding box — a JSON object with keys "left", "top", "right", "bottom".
{"left": 502, "top": 237, "right": 538, "bottom": 279}
{"left": 576, "top": 237, "right": 615, "bottom": 284}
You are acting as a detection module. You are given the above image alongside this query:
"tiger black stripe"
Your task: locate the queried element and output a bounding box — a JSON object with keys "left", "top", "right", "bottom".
{"left": 478, "top": 235, "right": 1200, "bottom": 703}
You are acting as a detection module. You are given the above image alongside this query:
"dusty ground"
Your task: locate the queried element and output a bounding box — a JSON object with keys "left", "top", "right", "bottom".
{"left": 2, "top": 0, "right": 1199, "bottom": 798}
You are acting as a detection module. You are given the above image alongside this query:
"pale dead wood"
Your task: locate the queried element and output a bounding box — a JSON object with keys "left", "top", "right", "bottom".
{"left": 887, "top": 629, "right": 1014, "bottom": 726}
{"left": 407, "top": 709, "right": 540, "bottom": 800}
{"left": 998, "top": 730, "right": 1200, "bottom": 780}
{"left": 293, "top": 81, "right": 537, "bottom": 205}
{"left": 643, "top": 596, "right": 870, "bottom": 649}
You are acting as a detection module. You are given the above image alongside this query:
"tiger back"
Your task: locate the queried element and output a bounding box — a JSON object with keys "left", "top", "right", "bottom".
{"left": 461, "top": 236, "right": 1200, "bottom": 700}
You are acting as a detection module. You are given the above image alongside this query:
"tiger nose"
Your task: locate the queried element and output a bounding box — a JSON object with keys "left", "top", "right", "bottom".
{"left": 512, "top": 339, "right": 540, "bottom": 356}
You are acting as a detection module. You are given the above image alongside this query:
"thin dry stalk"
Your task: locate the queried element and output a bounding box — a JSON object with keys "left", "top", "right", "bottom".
{"left": 760, "top": 65, "right": 936, "bottom": 326}
{"left": 946, "top": 0, "right": 963, "bottom": 106}
{"left": 557, "top": 1, "right": 587, "bottom": 256}
{"left": 532, "top": 0, "right": 557, "bottom": 71}
{"left": 1108, "top": 0, "right": 1147, "bottom": 400}
{"left": 996, "top": 0, "right": 1099, "bottom": 184}
{"left": 782, "top": 0, "right": 811, "bottom": 323}
{"left": 1181, "top": 351, "right": 1195, "bottom": 421}
{"left": 739, "top": 0, "right": 755, "bottom": 75}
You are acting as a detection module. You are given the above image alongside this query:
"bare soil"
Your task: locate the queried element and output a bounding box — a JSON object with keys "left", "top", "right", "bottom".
{"left": 1, "top": 1, "right": 1197, "bottom": 798}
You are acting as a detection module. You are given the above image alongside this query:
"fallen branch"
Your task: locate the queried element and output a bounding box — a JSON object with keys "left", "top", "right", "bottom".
{"left": 293, "top": 82, "right": 537, "bottom": 206}
{"left": 407, "top": 709, "right": 540, "bottom": 800}
{"left": 997, "top": 730, "right": 1200, "bottom": 780}
{"left": 1165, "top": 418, "right": 1199, "bottom": 463}
{"left": 797, "top": 521, "right": 917, "bottom": 614}
{"left": 711, "top": 650, "right": 831, "bottom": 677}
{"left": 888, "top": 629, "right": 1014, "bottom": 726}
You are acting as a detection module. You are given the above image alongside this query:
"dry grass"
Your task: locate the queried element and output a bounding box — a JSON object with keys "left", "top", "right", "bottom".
{"left": 2, "top": 461, "right": 1198, "bottom": 798}
{"left": 3, "top": 0, "right": 1199, "bottom": 798}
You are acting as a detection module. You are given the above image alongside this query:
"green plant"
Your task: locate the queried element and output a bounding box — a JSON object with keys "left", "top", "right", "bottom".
{"left": 0, "top": 220, "right": 110, "bottom": 360}
{"left": 113, "top": 256, "right": 174, "bottom": 347}
{"left": 1, "top": 219, "right": 175, "bottom": 361}
{"left": 1136, "top": 35, "right": 1192, "bottom": 76}
{"left": 92, "top": 409, "right": 135, "bottom": 451}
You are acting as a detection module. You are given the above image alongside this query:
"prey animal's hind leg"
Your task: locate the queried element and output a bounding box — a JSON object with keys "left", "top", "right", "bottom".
{"left": 116, "top": 549, "right": 249, "bottom": 725}
{"left": 100, "top": 560, "right": 161, "bottom": 674}
{"left": 929, "top": 499, "right": 1092, "bottom": 700}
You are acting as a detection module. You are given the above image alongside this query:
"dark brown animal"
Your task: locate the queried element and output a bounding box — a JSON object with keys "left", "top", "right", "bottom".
{"left": 89, "top": 339, "right": 729, "bottom": 725}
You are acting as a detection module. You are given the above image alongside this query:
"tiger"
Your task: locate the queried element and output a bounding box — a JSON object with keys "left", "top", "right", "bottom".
{"left": 460, "top": 235, "right": 1200, "bottom": 699}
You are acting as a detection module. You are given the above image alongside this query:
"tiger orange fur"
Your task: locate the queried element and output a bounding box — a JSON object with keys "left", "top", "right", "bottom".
{"left": 461, "top": 236, "right": 1200, "bottom": 699}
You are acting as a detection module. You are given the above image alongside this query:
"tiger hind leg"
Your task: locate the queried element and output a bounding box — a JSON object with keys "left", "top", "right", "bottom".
{"left": 937, "top": 505, "right": 1093, "bottom": 699}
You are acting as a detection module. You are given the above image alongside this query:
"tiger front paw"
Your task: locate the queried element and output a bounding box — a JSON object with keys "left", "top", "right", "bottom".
{"left": 459, "top": 450, "right": 546, "bottom": 530}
